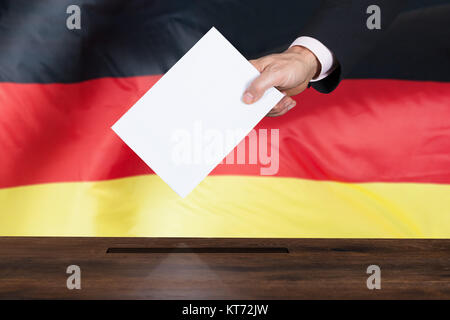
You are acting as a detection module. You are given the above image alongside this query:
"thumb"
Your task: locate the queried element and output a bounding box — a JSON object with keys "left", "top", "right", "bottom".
{"left": 242, "top": 68, "right": 279, "bottom": 104}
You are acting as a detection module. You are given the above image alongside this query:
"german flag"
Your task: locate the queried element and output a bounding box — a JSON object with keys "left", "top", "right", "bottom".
{"left": 1, "top": 0, "right": 449, "bottom": 237}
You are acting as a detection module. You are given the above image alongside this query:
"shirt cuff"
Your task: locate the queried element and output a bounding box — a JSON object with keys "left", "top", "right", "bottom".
{"left": 290, "top": 36, "right": 337, "bottom": 82}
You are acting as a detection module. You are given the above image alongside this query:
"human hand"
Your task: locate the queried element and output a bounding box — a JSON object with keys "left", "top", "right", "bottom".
{"left": 243, "top": 46, "right": 320, "bottom": 117}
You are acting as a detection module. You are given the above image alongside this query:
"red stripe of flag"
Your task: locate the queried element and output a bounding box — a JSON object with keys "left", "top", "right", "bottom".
{"left": 1, "top": 77, "right": 449, "bottom": 189}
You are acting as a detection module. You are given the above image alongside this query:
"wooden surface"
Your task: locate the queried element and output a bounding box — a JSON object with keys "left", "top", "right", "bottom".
{"left": 0, "top": 237, "right": 449, "bottom": 299}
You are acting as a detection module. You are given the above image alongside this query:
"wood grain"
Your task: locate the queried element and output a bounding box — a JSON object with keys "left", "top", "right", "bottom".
{"left": 0, "top": 237, "right": 449, "bottom": 299}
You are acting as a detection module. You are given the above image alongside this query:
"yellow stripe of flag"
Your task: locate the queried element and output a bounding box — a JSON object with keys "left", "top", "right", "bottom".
{"left": 1, "top": 175, "right": 449, "bottom": 238}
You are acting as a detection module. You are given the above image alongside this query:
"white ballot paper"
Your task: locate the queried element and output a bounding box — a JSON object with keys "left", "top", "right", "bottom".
{"left": 112, "top": 27, "right": 283, "bottom": 197}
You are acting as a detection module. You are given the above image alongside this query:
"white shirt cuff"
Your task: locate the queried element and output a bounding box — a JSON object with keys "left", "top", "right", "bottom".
{"left": 290, "top": 36, "right": 337, "bottom": 82}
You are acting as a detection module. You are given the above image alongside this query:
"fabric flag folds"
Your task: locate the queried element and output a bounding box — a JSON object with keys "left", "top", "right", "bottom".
{"left": 1, "top": 0, "right": 449, "bottom": 237}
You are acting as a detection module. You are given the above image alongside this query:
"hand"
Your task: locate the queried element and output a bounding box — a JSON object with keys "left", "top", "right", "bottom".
{"left": 243, "top": 46, "right": 320, "bottom": 117}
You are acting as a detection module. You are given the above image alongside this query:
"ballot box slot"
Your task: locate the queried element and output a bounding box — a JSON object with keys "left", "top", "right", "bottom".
{"left": 106, "top": 247, "right": 289, "bottom": 254}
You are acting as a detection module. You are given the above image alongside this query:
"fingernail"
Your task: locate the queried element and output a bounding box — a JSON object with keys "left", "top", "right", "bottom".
{"left": 287, "top": 101, "right": 296, "bottom": 110}
{"left": 243, "top": 92, "right": 254, "bottom": 104}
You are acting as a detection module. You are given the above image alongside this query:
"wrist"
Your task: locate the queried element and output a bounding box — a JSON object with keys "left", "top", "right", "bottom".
{"left": 287, "top": 45, "right": 321, "bottom": 79}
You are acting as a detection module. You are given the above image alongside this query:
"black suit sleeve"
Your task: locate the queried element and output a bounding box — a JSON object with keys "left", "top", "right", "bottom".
{"left": 300, "top": 0, "right": 407, "bottom": 93}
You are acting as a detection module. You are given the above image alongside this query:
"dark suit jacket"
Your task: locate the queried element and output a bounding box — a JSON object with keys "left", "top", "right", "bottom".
{"left": 0, "top": 0, "right": 408, "bottom": 86}
{"left": 302, "top": 0, "right": 406, "bottom": 93}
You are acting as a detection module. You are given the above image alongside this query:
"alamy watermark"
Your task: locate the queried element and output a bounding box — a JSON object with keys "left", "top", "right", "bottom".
{"left": 171, "top": 121, "right": 279, "bottom": 175}
{"left": 66, "top": 5, "right": 81, "bottom": 30}
{"left": 366, "top": 5, "right": 381, "bottom": 30}
{"left": 366, "top": 265, "right": 381, "bottom": 290}
{"left": 66, "top": 265, "right": 81, "bottom": 290}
